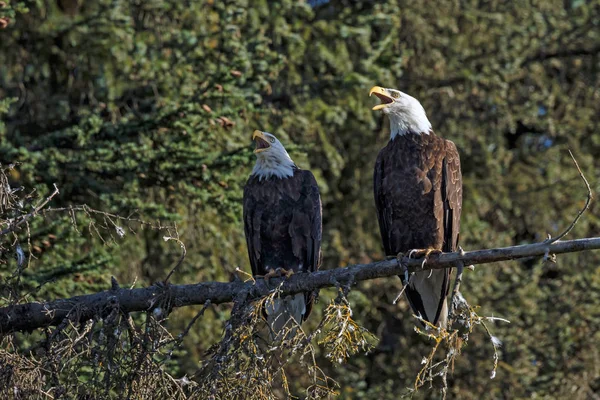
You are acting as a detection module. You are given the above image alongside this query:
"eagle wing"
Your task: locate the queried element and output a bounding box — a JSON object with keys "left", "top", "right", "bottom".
{"left": 289, "top": 171, "right": 322, "bottom": 274}
{"left": 289, "top": 170, "right": 322, "bottom": 319}
{"left": 442, "top": 140, "right": 462, "bottom": 254}
{"left": 430, "top": 139, "right": 462, "bottom": 323}
{"left": 243, "top": 183, "right": 262, "bottom": 277}
{"left": 373, "top": 151, "right": 391, "bottom": 254}
{"left": 419, "top": 138, "right": 462, "bottom": 325}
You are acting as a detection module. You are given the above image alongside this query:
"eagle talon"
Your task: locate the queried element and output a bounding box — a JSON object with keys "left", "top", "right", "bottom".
{"left": 405, "top": 248, "right": 441, "bottom": 274}
{"left": 261, "top": 268, "right": 294, "bottom": 284}
{"left": 407, "top": 248, "right": 442, "bottom": 259}
{"left": 283, "top": 269, "right": 294, "bottom": 278}
{"left": 262, "top": 269, "right": 279, "bottom": 284}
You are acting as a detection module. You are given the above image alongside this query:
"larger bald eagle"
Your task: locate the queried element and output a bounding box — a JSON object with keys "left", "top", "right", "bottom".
{"left": 243, "top": 130, "right": 322, "bottom": 339}
{"left": 370, "top": 86, "right": 462, "bottom": 328}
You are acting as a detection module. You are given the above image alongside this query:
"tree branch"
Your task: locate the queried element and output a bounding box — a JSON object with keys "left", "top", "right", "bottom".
{"left": 546, "top": 150, "right": 592, "bottom": 243}
{"left": 0, "top": 184, "right": 60, "bottom": 236}
{"left": 2, "top": 236, "right": 600, "bottom": 334}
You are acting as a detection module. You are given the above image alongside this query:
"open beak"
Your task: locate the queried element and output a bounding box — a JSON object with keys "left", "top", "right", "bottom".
{"left": 369, "top": 86, "right": 394, "bottom": 111}
{"left": 252, "top": 130, "right": 270, "bottom": 153}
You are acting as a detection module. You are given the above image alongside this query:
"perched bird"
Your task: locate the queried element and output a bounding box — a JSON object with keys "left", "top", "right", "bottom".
{"left": 370, "top": 86, "right": 462, "bottom": 328}
{"left": 243, "top": 130, "right": 322, "bottom": 339}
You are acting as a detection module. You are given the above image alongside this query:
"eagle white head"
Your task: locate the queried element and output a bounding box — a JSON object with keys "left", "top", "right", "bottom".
{"left": 369, "top": 86, "right": 432, "bottom": 139}
{"left": 251, "top": 130, "right": 296, "bottom": 180}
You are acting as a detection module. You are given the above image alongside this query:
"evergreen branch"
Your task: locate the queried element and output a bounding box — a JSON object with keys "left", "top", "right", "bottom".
{"left": 2, "top": 236, "right": 600, "bottom": 334}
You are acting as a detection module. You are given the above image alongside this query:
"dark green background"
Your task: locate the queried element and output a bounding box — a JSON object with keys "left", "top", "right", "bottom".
{"left": 1, "top": 0, "right": 599, "bottom": 398}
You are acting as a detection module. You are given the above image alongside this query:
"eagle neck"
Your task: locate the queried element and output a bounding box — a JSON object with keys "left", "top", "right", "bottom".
{"left": 388, "top": 112, "right": 432, "bottom": 140}
{"left": 251, "top": 153, "right": 296, "bottom": 181}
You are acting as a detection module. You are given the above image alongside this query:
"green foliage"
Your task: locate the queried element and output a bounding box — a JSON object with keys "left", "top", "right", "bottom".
{"left": 1, "top": 0, "right": 600, "bottom": 398}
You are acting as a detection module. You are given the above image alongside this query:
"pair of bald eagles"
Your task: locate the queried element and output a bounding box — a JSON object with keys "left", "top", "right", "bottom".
{"left": 244, "top": 86, "right": 462, "bottom": 338}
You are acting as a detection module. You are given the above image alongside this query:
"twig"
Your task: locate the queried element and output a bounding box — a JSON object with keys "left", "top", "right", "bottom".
{"left": 480, "top": 320, "right": 501, "bottom": 379}
{"left": 392, "top": 275, "right": 411, "bottom": 305}
{"left": 163, "top": 234, "right": 187, "bottom": 284}
{"left": 448, "top": 247, "right": 466, "bottom": 322}
{"left": 392, "top": 257, "right": 411, "bottom": 305}
{"left": 234, "top": 267, "right": 256, "bottom": 283}
{"left": 0, "top": 184, "right": 60, "bottom": 236}
{"left": 41, "top": 204, "right": 172, "bottom": 231}
{"left": 546, "top": 150, "right": 593, "bottom": 244}
{"left": 173, "top": 300, "right": 211, "bottom": 346}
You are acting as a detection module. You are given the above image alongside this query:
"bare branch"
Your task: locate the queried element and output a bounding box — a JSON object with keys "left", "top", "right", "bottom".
{"left": 2, "top": 236, "right": 600, "bottom": 333}
{"left": 40, "top": 204, "right": 172, "bottom": 231}
{"left": 172, "top": 300, "right": 211, "bottom": 347}
{"left": 163, "top": 234, "right": 187, "bottom": 284}
{"left": 448, "top": 247, "right": 466, "bottom": 323}
{"left": 0, "top": 184, "right": 60, "bottom": 236}
{"left": 546, "top": 150, "right": 593, "bottom": 243}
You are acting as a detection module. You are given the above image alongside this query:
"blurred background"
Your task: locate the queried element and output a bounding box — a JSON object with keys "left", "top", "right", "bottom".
{"left": 1, "top": 0, "right": 599, "bottom": 398}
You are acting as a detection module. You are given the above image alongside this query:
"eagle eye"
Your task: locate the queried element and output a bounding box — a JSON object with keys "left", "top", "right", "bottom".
{"left": 269, "top": 137, "right": 275, "bottom": 144}
{"left": 391, "top": 91, "right": 400, "bottom": 99}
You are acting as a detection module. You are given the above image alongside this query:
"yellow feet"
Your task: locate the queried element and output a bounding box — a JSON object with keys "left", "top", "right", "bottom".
{"left": 283, "top": 268, "right": 294, "bottom": 278}
{"left": 260, "top": 268, "right": 294, "bottom": 283}
{"left": 405, "top": 248, "right": 442, "bottom": 277}
{"left": 395, "top": 248, "right": 442, "bottom": 276}
{"left": 406, "top": 248, "right": 442, "bottom": 260}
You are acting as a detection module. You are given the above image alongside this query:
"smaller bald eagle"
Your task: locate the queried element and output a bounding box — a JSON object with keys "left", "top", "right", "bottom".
{"left": 370, "top": 86, "right": 462, "bottom": 329}
{"left": 243, "top": 130, "right": 322, "bottom": 339}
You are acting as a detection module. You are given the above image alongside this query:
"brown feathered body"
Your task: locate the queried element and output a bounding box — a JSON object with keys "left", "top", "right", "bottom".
{"left": 243, "top": 168, "right": 322, "bottom": 337}
{"left": 374, "top": 131, "right": 462, "bottom": 327}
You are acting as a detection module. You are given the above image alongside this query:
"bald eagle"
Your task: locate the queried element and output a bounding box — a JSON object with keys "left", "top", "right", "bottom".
{"left": 369, "top": 86, "right": 462, "bottom": 328}
{"left": 243, "top": 130, "right": 322, "bottom": 339}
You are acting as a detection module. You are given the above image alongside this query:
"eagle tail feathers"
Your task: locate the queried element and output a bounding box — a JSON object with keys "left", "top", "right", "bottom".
{"left": 265, "top": 293, "right": 306, "bottom": 341}
{"left": 405, "top": 269, "right": 449, "bottom": 329}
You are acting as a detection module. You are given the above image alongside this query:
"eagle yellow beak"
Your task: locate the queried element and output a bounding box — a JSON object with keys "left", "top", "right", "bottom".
{"left": 369, "top": 86, "right": 394, "bottom": 111}
{"left": 252, "top": 130, "right": 270, "bottom": 153}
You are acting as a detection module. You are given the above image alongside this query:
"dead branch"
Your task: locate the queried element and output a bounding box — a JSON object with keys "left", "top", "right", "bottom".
{"left": 546, "top": 150, "right": 593, "bottom": 243}
{"left": 2, "top": 236, "right": 600, "bottom": 334}
{"left": 163, "top": 234, "right": 187, "bottom": 284}
{"left": 0, "top": 184, "right": 60, "bottom": 236}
